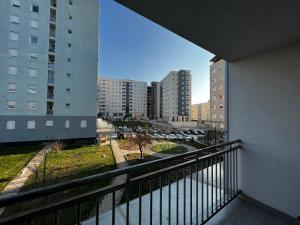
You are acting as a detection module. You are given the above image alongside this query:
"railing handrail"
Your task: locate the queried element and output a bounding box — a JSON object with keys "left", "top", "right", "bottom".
{"left": 0, "top": 140, "right": 241, "bottom": 207}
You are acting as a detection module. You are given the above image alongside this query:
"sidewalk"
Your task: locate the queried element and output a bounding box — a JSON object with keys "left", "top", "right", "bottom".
{"left": 0, "top": 145, "right": 51, "bottom": 215}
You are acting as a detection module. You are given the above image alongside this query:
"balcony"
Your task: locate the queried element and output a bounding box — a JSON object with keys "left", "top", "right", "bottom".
{"left": 50, "top": 0, "right": 56, "bottom": 8}
{"left": 48, "top": 62, "right": 55, "bottom": 69}
{"left": 0, "top": 141, "right": 243, "bottom": 224}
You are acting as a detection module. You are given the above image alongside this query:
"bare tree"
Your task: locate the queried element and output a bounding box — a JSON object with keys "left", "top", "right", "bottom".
{"left": 131, "top": 133, "right": 152, "bottom": 159}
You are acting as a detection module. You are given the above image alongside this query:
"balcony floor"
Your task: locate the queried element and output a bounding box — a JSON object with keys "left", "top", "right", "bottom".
{"left": 206, "top": 195, "right": 298, "bottom": 225}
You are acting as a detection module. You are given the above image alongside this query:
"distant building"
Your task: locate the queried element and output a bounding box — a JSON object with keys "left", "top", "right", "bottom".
{"left": 191, "top": 104, "right": 199, "bottom": 121}
{"left": 147, "top": 81, "right": 160, "bottom": 120}
{"left": 160, "top": 70, "right": 191, "bottom": 122}
{"left": 191, "top": 101, "right": 210, "bottom": 122}
{"left": 210, "top": 57, "right": 225, "bottom": 128}
{"left": 98, "top": 78, "right": 147, "bottom": 119}
{"left": 0, "top": 0, "right": 99, "bottom": 143}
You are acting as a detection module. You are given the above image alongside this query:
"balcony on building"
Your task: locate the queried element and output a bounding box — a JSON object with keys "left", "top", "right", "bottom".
{"left": 49, "top": 39, "right": 55, "bottom": 53}
{"left": 50, "top": 0, "right": 56, "bottom": 8}
{"left": 47, "top": 102, "right": 54, "bottom": 115}
{"left": 48, "top": 70, "right": 54, "bottom": 85}
{"left": 48, "top": 55, "right": 55, "bottom": 69}
{"left": 47, "top": 86, "right": 54, "bottom": 100}
{"left": 50, "top": 8, "right": 56, "bottom": 24}
{"left": 49, "top": 23, "right": 56, "bottom": 39}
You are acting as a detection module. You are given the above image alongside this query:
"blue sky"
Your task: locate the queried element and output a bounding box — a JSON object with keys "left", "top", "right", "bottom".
{"left": 99, "top": 0, "right": 214, "bottom": 104}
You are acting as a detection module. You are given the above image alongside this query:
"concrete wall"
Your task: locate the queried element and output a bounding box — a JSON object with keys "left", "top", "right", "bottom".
{"left": 0, "top": 115, "right": 96, "bottom": 143}
{"left": 228, "top": 41, "right": 300, "bottom": 217}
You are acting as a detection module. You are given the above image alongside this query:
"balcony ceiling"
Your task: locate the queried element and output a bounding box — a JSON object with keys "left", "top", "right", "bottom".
{"left": 115, "top": 0, "right": 300, "bottom": 61}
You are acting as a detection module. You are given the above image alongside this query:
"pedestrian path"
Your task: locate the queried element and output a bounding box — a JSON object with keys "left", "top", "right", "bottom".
{"left": 0, "top": 144, "right": 51, "bottom": 215}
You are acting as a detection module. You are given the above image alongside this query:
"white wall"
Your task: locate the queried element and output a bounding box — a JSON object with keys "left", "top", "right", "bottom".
{"left": 228, "top": 41, "right": 300, "bottom": 217}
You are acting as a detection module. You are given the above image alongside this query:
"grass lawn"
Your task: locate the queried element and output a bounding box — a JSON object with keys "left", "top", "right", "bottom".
{"left": 0, "top": 145, "right": 41, "bottom": 191}
{"left": 3, "top": 145, "right": 116, "bottom": 225}
{"left": 151, "top": 143, "right": 188, "bottom": 154}
{"left": 117, "top": 139, "right": 139, "bottom": 150}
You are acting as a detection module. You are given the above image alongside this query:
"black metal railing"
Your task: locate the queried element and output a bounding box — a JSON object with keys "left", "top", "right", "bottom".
{"left": 0, "top": 140, "right": 241, "bottom": 225}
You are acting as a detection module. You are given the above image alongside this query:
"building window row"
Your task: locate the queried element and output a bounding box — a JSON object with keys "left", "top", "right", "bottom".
{"left": 5, "top": 120, "right": 87, "bottom": 130}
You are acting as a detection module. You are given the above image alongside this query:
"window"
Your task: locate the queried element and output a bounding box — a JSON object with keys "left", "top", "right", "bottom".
{"left": 8, "top": 49, "right": 18, "bottom": 57}
{"left": 67, "top": 58, "right": 71, "bottom": 62}
{"left": 212, "top": 114, "right": 217, "bottom": 119}
{"left": 66, "top": 88, "right": 71, "bottom": 93}
{"left": 69, "top": 1, "right": 73, "bottom": 5}
{"left": 8, "top": 66, "right": 18, "bottom": 75}
{"left": 30, "top": 36, "right": 38, "bottom": 44}
{"left": 10, "top": 15, "right": 20, "bottom": 24}
{"left": 68, "top": 29, "right": 72, "bottom": 34}
{"left": 68, "top": 15, "right": 72, "bottom": 20}
{"left": 27, "top": 120, "right": 35, "bottom": 129}
{"left": 46, "top": 120, "right": 53, "bottom": 127}
{"left": 11, "top": 0, "right": 20, "bottom": 7}
{"left": 9, "top": 32, "right": 19, "bottom": 41}
{"left": 80, "top": 120, "right": 87, "bottom": 128}
{"left": 6, "top": 121, "right": 16, "bottom": 130}
{"left": 65, "top": 120, "right": 70, "bottom": 128}
{"left": 28, "top": 101, "right": 37, "bottom": 111}
{"left": 220, "top": 104, "right": 224, "bottom": 109}
{"left": 66, "top": 73, "right": 71, "bottom": 78}
{"left": 29, "top": 52, "right": 38, "bottom": 60}
{"left": 65, "top": 103, "right": 70, "bottom": 108}
{"left": 67, "top": 43, "right": 72, "bottom": 48}
{"left": 212, "top": 105, "right": 217, "bottom": 110}
{"left": 8, "top": 83, "right": 17, "bottom": 92}
{"left": 31, "top": 4, "right": 39, "bottom": 13}
{"left": 28, "top": 84, "right": 37, "bottom": 94}
{"left": 29, "top": 68, "right": 37, "bottom": 77}
{"left": 7, "top": 100, "right": 16, "bottom": 109}
{"left": 30, "top": 20, "right": 39, "bottom": 29}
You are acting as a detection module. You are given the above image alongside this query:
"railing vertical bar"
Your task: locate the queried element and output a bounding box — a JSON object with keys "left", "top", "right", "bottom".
{"left": 150, "top": 179, "right": 153, "bottom": 225}
{"left": 138, "top": 184, "right": 142, "bottom": 225}
{"left": 190, "top": 164, "right": 193, "bottom": 225}
{"left": 206, "top": 158, "right": 209, "bottom": 219}
{"left": 112, "top": 191, "right": 116, "bottom": 225}
{"left": 168, "top": 173, "right": 171, "bottom": 225}
{"left": 201, "top": 159, "right": 204, "bottom": 223}
{"left": 215, "top": 155, "right": 218, "bottom": 211}
{"left": 196, "top": 156, "right": 199, "bottom": 225}
{"left": 223, "top": 152, "right": 226, "bottom": 205}
{"left": 160, "top": 176, "right": 163, "bottom": 225}
{"left": 126, "top": 186, "right": 130, "bottom": 225}
{"left": 219, "top": 153, "right": 222, "bottom": 208}
{"left": 236, "top": 148, "right": 238, "bottom": 193}
{"left": 183, "top": 167, "right": 186, "bottom": 225}
{"left": 232, "top": 148, "right": 235, "bottom": 196}
{"left": 211, "top": 157, "right": 214, "bottom": 214}
{"left": 96, "top": 197, "right": 100, "bottom": 225}
{"left": 176, "top": 170, "right": 179, "bottom": 225}
{"left": 54, "top": 210, "right": 59, "bottom": 225}
{"left": 76, "top": 203, "right": 81, "bottom": 225}
{"left": 230, "top": 149, "right": 233, "bottom": 198}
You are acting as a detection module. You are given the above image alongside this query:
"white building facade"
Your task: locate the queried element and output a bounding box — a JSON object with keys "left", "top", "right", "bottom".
{"left": 98, "top": 78, "right": 147, "bottom": 119}
{"left": 0, "top": 0, "right": 99, "bottom": 143}
{"left": 160, "top": 70, "right": 191, "bottom": 122}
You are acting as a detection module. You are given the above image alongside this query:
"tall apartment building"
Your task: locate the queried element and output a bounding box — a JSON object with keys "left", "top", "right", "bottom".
{"left": 147, "top": 81, "right": 160, "bottom": 120}
{"left": 0, "top": 0, "right": 99, "bottom": 143}
{"left": 210, "top": 57, "right": 225, "bottom": 128}
{"left": 191, "top": 101, "right": 210, "bottom": 122}
{"left": 160, "top": 70, "right": 191, "bottom": 122}
{"left": 98, "top": 78, "right": 147, "bottom": 119}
